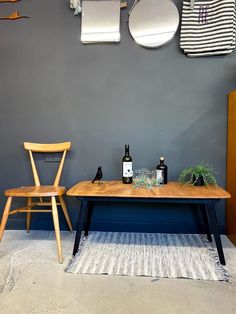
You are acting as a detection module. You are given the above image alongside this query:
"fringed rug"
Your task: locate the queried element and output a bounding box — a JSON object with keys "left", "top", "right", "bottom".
{"left": 65, "top": 232, "right": 229, "bottom": 281}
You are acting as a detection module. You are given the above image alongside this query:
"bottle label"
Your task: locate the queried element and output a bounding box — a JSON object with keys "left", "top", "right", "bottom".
{"left": 156, "top": 169, "right": 164, "bottom": 184}
{"left": 123, "top": 162, "right": 133, "bottom": 177}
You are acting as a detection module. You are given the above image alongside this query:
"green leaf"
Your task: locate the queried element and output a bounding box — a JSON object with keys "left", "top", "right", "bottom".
{"left": 178, "top": 162, "right": 217, "bottom": 186}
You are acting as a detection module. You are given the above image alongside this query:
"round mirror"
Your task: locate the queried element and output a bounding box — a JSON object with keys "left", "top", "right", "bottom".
{"left": 128, "top": 0, "right": 179, "bottom": 48}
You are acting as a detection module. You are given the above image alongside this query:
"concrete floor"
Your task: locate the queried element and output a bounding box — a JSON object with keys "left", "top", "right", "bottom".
{"left": 0, "top": 231, "right": 236, "bottom": 314}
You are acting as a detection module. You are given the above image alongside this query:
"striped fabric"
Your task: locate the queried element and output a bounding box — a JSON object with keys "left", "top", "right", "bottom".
{"left": 180, "top": 0, "right": 236, "bottom": 57}
{"left": 65, "top": 232, "right": 229, "bottom": 281}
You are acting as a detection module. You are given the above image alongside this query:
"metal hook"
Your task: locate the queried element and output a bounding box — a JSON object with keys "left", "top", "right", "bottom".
{"left": 190, "top": 0, "right": 194, "bottom": 10}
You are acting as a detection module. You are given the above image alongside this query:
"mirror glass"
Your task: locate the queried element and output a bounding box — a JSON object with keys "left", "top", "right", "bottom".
{"left": 128, "top": 0, "right": 179, "bottom": 48}
{"left": 81, "top": 0, "right": 121, "bottom": 43}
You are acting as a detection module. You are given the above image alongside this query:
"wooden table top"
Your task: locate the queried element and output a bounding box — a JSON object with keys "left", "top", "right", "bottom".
{"left": 67, "top": 181, "right": 231, "bottom": 199}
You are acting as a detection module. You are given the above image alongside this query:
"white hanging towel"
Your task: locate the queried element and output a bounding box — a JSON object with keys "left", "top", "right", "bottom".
{"left": 180, "top": 0, "right": 236, "bottom": 57}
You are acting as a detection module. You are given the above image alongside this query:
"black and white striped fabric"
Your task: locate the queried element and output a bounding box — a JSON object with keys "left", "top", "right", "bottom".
{"left": 180, "top": 0, "right": 236, "bottom": 57}
{"left": 65, "top": 232, "right": 229, "bottom": 281}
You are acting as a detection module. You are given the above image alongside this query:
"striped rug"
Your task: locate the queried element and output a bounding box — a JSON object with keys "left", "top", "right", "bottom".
{"left": 65, "top": 232, "right": 229, "bottom": 281}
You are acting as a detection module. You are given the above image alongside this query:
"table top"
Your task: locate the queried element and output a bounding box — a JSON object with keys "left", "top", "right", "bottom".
{"left": 67, "top": 181, "right": 231, "bottom": 199}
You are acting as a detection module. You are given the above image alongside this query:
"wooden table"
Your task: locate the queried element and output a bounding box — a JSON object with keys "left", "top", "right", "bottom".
{"left": 67, "top": 181, "right": 231, "bottom": 265}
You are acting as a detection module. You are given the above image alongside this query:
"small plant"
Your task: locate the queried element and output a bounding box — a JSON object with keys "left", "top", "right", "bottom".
{"left": 178, "top": 162, "right": 217, "bottom": 186}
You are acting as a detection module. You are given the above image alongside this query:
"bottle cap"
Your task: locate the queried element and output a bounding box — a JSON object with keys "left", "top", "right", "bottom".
{"left": 160, "top": 156, "right": 165, "bottom": 161}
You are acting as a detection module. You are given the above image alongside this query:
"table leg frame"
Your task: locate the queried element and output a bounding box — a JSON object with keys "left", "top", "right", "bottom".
{"left": 72, "top": 200, "right": 88, "bottom": 256}
{"left": 71, "top": 197, "right": 226, "bottom": 265}
{"left": 200, "top": 204, "right": 212, "bottom": 242}
{"left": 207, "top": 202, "right": 226, "bottom": 265}
{"left": 84, "top": 201, "right": 94, "bottom": 236}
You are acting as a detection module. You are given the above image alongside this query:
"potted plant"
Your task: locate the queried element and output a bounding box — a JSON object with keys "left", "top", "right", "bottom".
{"left": 178, "top": 162, "right": 217, "bottom": 186}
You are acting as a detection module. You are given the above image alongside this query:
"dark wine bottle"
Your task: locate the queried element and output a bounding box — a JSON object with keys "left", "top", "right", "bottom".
{"left": 122, "top": 145, "right": 133, "bottom": 184}
{"left": 156, "top": 156, "right": 168, "bottom": 184}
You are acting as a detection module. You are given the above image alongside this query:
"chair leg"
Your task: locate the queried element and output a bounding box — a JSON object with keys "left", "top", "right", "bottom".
{"left": 0, "top": 197, "right": 12, "bottom": 241}
{"left": 51, "top": 196, "right": 63, "bottom": 263}
{"left": 26, "top": 197, "right": 32, "bottom": 233}
{"left": 58, "top": 196, "right": 73, "bottom": 232}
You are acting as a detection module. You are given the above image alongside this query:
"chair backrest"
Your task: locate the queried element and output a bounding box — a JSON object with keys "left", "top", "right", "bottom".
{"left": 23, "top": 142, "right": 71, "bottom": 187}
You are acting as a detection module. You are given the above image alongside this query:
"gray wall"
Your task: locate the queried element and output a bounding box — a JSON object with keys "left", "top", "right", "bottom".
{"left": 0, "top": 0, "right": 235, "bottom": 232}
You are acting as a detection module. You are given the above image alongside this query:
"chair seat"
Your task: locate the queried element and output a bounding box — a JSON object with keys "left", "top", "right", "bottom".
{"left": 5, "top": 186, "right": 66, "bottom": 197}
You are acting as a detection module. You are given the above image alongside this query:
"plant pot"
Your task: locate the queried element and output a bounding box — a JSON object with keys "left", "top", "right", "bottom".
{"left": 193, "top": 175, "right": 204, "bottom": 186}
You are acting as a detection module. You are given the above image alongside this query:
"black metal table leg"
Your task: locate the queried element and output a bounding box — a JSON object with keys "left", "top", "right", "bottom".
{"left": 84, "top": 201, "right": 94, "bottom": 236}
{"left": 207, "top": 202, "right": 226, "bottom": 265}
{"left": 200, "top": 204, "right": 212, "bottom": 242}
{"left": 72, "top": 200, "right": 88, "bottom": 256}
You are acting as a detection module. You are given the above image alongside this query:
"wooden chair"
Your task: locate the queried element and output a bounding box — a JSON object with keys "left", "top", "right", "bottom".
{"left": 0, "top": 142, "right": 73, "bottom": 263}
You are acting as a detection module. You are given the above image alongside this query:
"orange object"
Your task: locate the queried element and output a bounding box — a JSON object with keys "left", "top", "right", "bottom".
{"left": 226, "top": 91, "right": 236, "bottom": 245}
{"left": 0, "top": 0, "right": 20, "bottom": 3}
{"left": 0, "top": 11, "right": 29, "bottom": 20}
